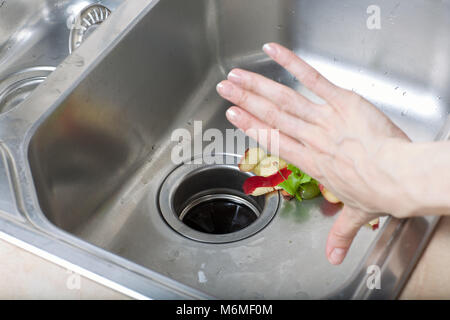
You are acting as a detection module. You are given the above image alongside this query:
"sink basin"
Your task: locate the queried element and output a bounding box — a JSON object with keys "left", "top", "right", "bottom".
{"left": 0, "top": 0, "right": 123, "bottom": 113}
{"left": 0, "top": 0, "right": 448, "bottom": 299}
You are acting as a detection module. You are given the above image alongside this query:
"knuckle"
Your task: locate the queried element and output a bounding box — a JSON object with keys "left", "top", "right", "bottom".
{"left": 344, "top": 89, "right": 361, "bottom": 104}
{"left": 263, "top": 107, "right": 280, "bottom": 127}
{"left": 234, "top": 115, "right": 248, "bottom": 130}
{"left": 341, "top": 88, "right": 354, "bottom": 97}
{"left": 277, "top": 89, "right": 296, "bottom": 109}
{"left": 346, "top": 209, "right": 370, "bottom": 226}
{"left": 303, "top": 103, "right": 321, "bottom": 121}
{"left": 237, "top": 88, "right": 250, "bottom": 106}
{"left": 245, "top": 73, "right": 257, "bottom": 90}
{"left": 240, "top": 119, "right": 254, "bottom": 132}
{"left": 280, "top": 51, "right": 296, "bottom": 69}
{"left": 303, "top": 69, "right": 321, "bottom": 89}
{"left": 331, "top": 228, "right": 353, "bottom": 242}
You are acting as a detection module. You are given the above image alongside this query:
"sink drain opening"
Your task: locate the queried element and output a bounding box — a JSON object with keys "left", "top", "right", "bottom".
{"left": 0, "top": 67, "right": 55, "bottom": 114}
{"left": 69, "top": 4, "right": 112, "bottom": 53}
{"left": 158, "top": 155, "right": 279, "bottom": 243}
{"left": 180, "top": 194, "right": 259, "bottom": 234}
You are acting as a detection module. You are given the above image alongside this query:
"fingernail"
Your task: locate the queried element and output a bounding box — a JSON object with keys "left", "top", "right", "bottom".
{"left": 216, "top": 81, "right": 233, "bottom": 97}
{"left": 263, "top": 43, "right": 278, "bottom": 57}
{"left": 329, "top": 248, "right": 346, "bottom": 265}
{"left": 228, "top": 70, "right": 243, "bottom": 85}
{"left": 226, "top": 108, "right": 239, "bottom": 121}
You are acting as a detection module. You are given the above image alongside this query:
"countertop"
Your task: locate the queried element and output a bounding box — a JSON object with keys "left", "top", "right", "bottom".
{"left": 0, "top": 238, "right": 127, "bottom": 299}
{"left": 1, "top": 217, "right": 449, "bottom": 299}
{"left": 400, "top": 216, "right": 450, "bottom": 299}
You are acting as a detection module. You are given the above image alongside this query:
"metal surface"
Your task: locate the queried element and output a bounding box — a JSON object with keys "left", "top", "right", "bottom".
{"left": 0, "top": 0, "right": 122, "bottom": 113}
{"left": 159, "top": 155, "right": 279, "bottom": 243}
{"left": 69, "top": 4, "right": 112, "bottom": 53}
{"left": 0, "top": 0, "right": 448, "bottom": 299}
{"left": 0, "top": 66, "right": 55, "bottom": 114}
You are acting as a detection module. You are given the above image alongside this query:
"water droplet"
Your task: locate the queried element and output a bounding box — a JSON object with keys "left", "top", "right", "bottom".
{"left": 394, "top": 86, "right": 399, "bottom": 90}
{"left": 403, "top": 91, "right": 407, "bottom": 96}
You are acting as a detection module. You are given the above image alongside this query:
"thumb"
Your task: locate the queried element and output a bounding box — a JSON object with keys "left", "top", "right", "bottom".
{"left": 326, "top": 206, "right": 374, "bottom": 265}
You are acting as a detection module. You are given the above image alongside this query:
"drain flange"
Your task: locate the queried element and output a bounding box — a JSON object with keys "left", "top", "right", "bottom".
{"left": 158, "top": 154, "right": 279, "bottom": 243}
{"left": 69, "top": 4, "right": 112, "bottom": 53}
{"left": 0, "top": 66, "right": 55, "bottom": 114}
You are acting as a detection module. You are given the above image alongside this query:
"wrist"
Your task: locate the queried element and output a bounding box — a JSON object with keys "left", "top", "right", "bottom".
{"left": 368, "top": 138, "right": 419, "bottom": 218}
{"left": 375, "top": 139, "right": 450, "bottom": 218}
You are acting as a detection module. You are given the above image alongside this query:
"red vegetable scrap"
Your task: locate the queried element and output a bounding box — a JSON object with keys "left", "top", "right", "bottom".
{"left": 243, "top": 167, "right": 292, "bottom": 195}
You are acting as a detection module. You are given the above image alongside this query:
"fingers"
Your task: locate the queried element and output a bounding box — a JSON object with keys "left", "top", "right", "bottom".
{"left": 217, "top": 80, "right": 329, "bottom": 152}
{"left": 225, "top": 106, "right": 318, "bottom": 177}
{"left": 325, "top": 206, "right": 375, "bottom": 265}
{"left": 227, "top": 68, "right": 320, "bottom": 124}
{"left": 262, "top": 42, "right": 351, "bottom": 106}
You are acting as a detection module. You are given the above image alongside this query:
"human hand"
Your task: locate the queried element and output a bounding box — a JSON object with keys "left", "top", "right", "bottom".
{"left": 216, "top": 42, "right": 411, "bottom": 265}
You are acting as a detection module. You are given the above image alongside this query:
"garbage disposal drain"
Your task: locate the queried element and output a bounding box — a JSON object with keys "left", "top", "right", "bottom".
{"left": 158, "top": 154, "right": 279, "bottom": 243}
{"left": 0, "top": 67, "right": 55, "bottom": 114}
{"left": 180, "top": 194, "right": 259, "bottom": 234}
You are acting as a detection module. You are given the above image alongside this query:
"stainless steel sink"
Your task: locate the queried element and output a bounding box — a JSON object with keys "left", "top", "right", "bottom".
{"left": 0, "top": 0, "right": 123, "bottom": 114}
{"left": 0, "top": 0, "right": 448, "bottom": 299}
